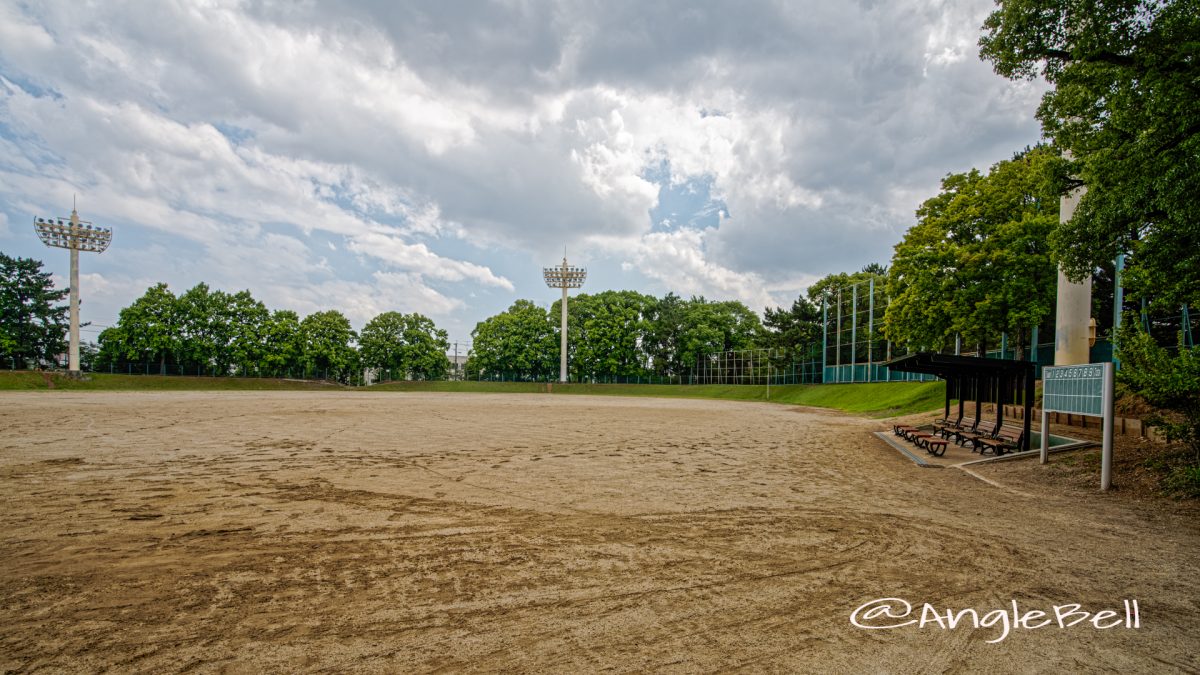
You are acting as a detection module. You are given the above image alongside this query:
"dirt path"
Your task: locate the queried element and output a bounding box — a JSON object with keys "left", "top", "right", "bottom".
{"left": 1, "top": 392, "right": 1196, "bottom": 672}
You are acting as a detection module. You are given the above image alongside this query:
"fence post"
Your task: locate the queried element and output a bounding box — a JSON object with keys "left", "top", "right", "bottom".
{"left": 867, "top": 277, "right": 874, "bottom": 382}
{"left": 850, "top": 283, "right": 857, "bottom": 383}
{"left": 821, "top": 295, "right": 828, "bottom": 383}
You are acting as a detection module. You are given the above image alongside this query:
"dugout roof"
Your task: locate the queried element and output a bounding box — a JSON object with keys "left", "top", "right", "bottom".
{"left": 883, "top": 352, "right": 1034, "bottom": 378}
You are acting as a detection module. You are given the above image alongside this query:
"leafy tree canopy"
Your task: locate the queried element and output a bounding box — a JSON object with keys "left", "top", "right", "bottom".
{"left": 0, "top": 252, "right": 68, "bottom": 367}
{"left": 98, "top": 282, "right": 179, "bottom": 371}
{"left": 259, "top": 309, "right": 304, "bottom": 373}
{"left": 884, "top": 147, "right": 1060, "bottom": 356}
{"left": 360, "top": 311, "right": 451, "bottom": 379}
{"left": 762, "top": 295, "right": 821, "bottom": 358}
{"left": 1117, "top": 320, "right": 1200, "bottom": 463}
{"left": 466, "top": 300, "right": 557, "bottom": 379}
{"left": 805, "top": 268, "right": 884, "bottom": 305}
{"left": 300, "top": 310, "right": 358, "bottom": 380}
{"left": 980, "top": 0, "right": 1200, "bottom": 309}
{"left": 552, "top": 290, "right": 657, "bottom": 379}
{"left": 675, "top": 297, "right": 763, "bottom": 369}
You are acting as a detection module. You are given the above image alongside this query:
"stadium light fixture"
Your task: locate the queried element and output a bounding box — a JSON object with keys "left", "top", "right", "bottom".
{"left": 32, "top": 202, "right": 112, "bottom": 376}
{"left": 543, "top": 255, "right": 586, "bottom": 383}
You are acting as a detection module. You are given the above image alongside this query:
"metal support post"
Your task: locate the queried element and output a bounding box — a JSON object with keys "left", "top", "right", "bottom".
{"left": 850, "top": 284, "right": 857, "bottom": 382}
{"left": 867, "top": 278, "right": 874, "bottom": 382}
{"left": 1101, "top": 362, "right": 1115, "bottom": 490}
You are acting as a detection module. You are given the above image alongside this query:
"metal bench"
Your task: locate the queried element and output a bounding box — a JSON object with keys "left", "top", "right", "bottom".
{"left": 954, "top": 419, "right": 996, "bottom": 447}
{"left": 975, "top": 425, "right": 1025, "bottom": 456}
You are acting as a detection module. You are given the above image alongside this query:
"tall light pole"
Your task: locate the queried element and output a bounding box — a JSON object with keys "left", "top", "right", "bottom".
{"left": 33, "top": 204, "right": 112, "bottom": 377}
{"left": 543, "top": 255, "right": 586, "bottom": 383}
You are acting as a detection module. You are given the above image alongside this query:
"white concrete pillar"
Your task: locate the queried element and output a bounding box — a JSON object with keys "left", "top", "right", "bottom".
{"left": 1054, "top": 180, "right": 1091, "bottom": 365}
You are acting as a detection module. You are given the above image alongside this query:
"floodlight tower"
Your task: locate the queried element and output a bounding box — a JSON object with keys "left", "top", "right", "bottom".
{"left": 32, "top": 203, "right": 112, "bottom": 376}
{"left": 543, "top": 255, "right": 586, "bottom": 382}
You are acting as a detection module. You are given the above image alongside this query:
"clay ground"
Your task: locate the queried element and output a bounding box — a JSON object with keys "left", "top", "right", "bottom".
{"left": 1, "top": 392, "right": 1197, "bottom": 673}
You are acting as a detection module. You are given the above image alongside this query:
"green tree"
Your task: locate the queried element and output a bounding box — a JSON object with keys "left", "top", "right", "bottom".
{"left": 465, "top": 300, "right": 557, "bottom": 380}
{"left": 1117, "top": 321, "right": 1200, "bottom": 464}
{"left": 763, "top": 295, "right": 821, "bottom": 358}
{"left": 258, "top": 309, "right": 304, "bottom": 375}
{"left": 223, "top": 290, "right": 271, "bottom": 374}
{"left": 884, "top": 148, "right": 1059, "bottom": 358}
{"left": 643, "top": 294, "right": 763, "bottom": 376}
{"left": 176, "top": 283, "right": 224, "bottom": 372}
{"left": 98, "top": 283, "right": 180, "bottom": 373}
{"left": 299, "top": 310, "right": 358, "bottom": 381}
{"left": 677, "top": 298, "right": 764, "bottom": 370}
{"left": 174, "top": 284, "right": 269, "bottom": 374}
{"left": 0, "top": 253, "right": 68, "bottom": 368}
{"left": 805, "top": 270, "right": 880, "bottom": 305}
{"left": 359, "top": 311, "right": 451, "bottom": 380}
{"left": 980, "top": 0, "right": 1200, "bottom": 309}
{"left": 644, "top": 292, "right": 688, "bottom": 376}
{"left": 552, "top": 290, "right": 656, "bottom": 380}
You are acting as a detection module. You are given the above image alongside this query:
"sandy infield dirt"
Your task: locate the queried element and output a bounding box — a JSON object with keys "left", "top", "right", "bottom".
{"left": 1, "top": 391, "right": 1197, "bottom": 673}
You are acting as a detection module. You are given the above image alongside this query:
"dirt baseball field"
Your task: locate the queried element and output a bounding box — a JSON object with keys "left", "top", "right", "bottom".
{"left": 1, "top": 391, "right": 1197, "bottom": 672}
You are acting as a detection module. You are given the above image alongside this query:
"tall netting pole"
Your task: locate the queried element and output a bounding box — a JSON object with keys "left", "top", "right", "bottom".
{"left": 850, "top": 283, "right": 858, "bottom": 382}
{"left": 868, "top": 277, "right": 874, "bottom": 382}
{"left": 835, "top": 287, "right": 842, "bottom": 383}
{"left": 821, "top": 295, "right": 828, "bottom": 383}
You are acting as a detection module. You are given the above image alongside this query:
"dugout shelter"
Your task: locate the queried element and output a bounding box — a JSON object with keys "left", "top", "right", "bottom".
{"left": 885, "top": 352, "right": 1036, "bottom": 453}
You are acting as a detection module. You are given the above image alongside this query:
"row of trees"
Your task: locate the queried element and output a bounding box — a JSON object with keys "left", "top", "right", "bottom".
{"left": 94, "top": 283, "right": 450, "bottom": 382}
{"left": 465, "top": 292, "right": 767, "bottom": 380}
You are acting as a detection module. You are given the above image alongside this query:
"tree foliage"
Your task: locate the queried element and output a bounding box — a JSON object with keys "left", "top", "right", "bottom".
{"left": 0, "top": 252, "right": 68, "bottom": 367}
{"left": 553, "top": 290, "right": 657, "bottom": 379}
{"left": 98, "top": 282, "right": 180, "bottom": 373}
{"left": 259, "top": 310, "right": 304, "bottom": 374}
{"left": 1117, "top": 320, "right": 1200, "bottom": 463}
{"left": 673, "top": 297, "right": 763, "bottom": 370}
{"left": 466, "top": 300, "right": 558, "bottom": 379}
{"left": 299, "top": 310, "right": 358, "bottom": 381}
{"left": 762, "top": 295, "right": 821, "bottom": 359}
{"left": 643, "top": 293, "right": 689, "bottom": 376}
{"left": 96, "top": 283, "right": 346, "bottom": 378}
{"left": 466, "top": 293, "right": 765, "bottom": 381}
{"left": 805, "top": 270, "right": 880, "bottom": 305}
{"left": 884, "top": 147, "right": 1060, "bottom": 356}
{"left": 174, "top": 283, "right": 271, "bottom": 372}
{"left": 360, "top": 311, "right": 451, "bottom": 380}
{"left": 980, "top": 0, "right": 1200, "bottom": 309}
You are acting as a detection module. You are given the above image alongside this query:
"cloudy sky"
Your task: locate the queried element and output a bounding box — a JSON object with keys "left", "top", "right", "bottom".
{"left": 0, "top": 0, "right": 1046, "bottom": 345}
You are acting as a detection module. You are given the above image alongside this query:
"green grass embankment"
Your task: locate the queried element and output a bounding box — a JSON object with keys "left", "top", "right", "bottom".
{"left": 0, "top": 371, "right": 340, "bottom": 391}
{"left": 371, "top": 379, "right": 946, "bottom": 418}
{"left": 1, "top": 370, "right": 945, "bottom": 417}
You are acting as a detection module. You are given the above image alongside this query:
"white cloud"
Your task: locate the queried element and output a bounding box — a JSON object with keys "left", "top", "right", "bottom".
{"left": 0, "top": 0, "right": 1047, "bottom": 336}
{"left": 346, "top": 231, "right": 513, "bottom": 290}
{"left": 611, "top": 227, "right": 777, "bottom": 311}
